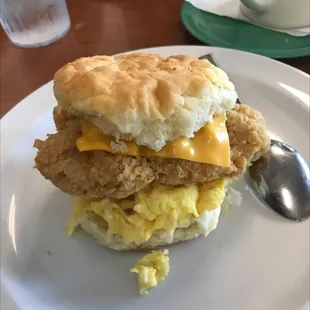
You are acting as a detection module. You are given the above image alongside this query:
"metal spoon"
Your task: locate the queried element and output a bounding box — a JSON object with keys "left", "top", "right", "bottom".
{"left": 199, "top": 53, "right": 310, "bottom": 221}
{"left": 249, "top": 140, "right": 310, "bottom": 221}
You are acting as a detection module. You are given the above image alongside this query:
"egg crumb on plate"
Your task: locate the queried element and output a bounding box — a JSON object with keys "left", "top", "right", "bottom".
{"left": 130, "top": 250, "right": 169, "bottom": 295}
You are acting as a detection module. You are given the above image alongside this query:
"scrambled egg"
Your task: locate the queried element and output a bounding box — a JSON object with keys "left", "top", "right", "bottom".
{"left": 130, "top": 250, "right": 169, "bottom": 295}
{"left": 66, "top": 178, "right": 226, "bottom": 243}
{"left": 66, "top": 198, "right": 87, "bottom": 236}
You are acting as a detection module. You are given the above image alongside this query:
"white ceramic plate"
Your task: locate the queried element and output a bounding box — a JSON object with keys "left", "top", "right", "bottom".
{"left": 1, "top": 46, "right": 309, "bottom": 310}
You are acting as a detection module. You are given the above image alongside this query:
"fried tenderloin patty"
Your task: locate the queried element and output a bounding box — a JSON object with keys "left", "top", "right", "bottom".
{"left": 34, "top": 104, "right": 269, "bottom": 199}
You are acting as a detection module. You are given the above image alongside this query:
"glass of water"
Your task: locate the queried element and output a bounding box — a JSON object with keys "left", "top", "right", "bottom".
{"left": 0, "top": 0, "right": 71, "bottom": 48}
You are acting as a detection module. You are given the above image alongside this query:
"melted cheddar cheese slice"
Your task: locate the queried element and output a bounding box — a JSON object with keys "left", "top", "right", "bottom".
{"left": 76, "top": 114, "right": 230, "bottom": 167}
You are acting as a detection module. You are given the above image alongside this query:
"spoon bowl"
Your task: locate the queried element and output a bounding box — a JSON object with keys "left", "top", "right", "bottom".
{"left": 249, "top": 139, "right": 310, "bottom": 221}
{"left": 199, "top": 53, "right": 310, "bottom": 222}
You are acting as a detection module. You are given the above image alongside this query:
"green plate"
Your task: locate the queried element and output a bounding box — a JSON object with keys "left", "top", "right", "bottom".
{"left": 181, "top": 1, "right": 310, "bottom": 58}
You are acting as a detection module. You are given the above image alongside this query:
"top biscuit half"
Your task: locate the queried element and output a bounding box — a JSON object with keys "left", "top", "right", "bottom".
{"left": 54, "top": 53, "right": 238, "bottom": 151}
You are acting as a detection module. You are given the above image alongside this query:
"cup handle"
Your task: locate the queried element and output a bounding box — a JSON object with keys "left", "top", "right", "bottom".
{"left": 240, "top": 0, "right": 275, "bottom": 12}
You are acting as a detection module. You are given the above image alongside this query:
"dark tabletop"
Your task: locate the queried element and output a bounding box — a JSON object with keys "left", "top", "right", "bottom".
{"left": 1, "top": 0, "right": 309, "bottom": 118}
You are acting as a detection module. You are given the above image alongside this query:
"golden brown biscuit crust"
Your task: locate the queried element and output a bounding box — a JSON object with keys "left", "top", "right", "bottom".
{"left": 54, "top": 53, "right": 234, "bottom": 120}
{"left": 53, "top": 53, "right": 238, "bottom": 150}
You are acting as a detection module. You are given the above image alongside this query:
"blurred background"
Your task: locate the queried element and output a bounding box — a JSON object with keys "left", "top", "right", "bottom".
{"left": 1, "top": 0, "right": 309, "bottom": 117}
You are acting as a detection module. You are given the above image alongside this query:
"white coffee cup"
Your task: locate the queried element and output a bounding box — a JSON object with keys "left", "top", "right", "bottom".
{"left": 240, "top": 0, "right": 310, "bottom": 29}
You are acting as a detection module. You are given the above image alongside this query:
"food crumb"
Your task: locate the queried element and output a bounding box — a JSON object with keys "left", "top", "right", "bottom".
{"left": 46, "top": 250, "right": 52, "bottom": 256}
{"left": 130, "top": 249, "right": 169, "bottom": 296}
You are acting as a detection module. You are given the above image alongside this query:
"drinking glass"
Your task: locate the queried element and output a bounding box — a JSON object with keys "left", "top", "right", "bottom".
{"left": 0, "top": 0, "right": 71, "bottom": 48}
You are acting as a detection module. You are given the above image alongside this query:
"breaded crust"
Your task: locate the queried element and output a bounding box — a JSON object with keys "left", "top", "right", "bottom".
{"left": 34, "top": 104, "right": 269, "bottom": 199}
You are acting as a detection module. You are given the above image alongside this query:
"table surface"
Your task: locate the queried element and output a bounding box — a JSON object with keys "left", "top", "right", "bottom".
{"left": 1, "top": 0, "right": 309, "bottom": 118}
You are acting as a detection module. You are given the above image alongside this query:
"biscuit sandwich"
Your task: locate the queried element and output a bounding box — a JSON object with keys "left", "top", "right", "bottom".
{"left": 34, "top": 53, "right": 270, "bottom": 250}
